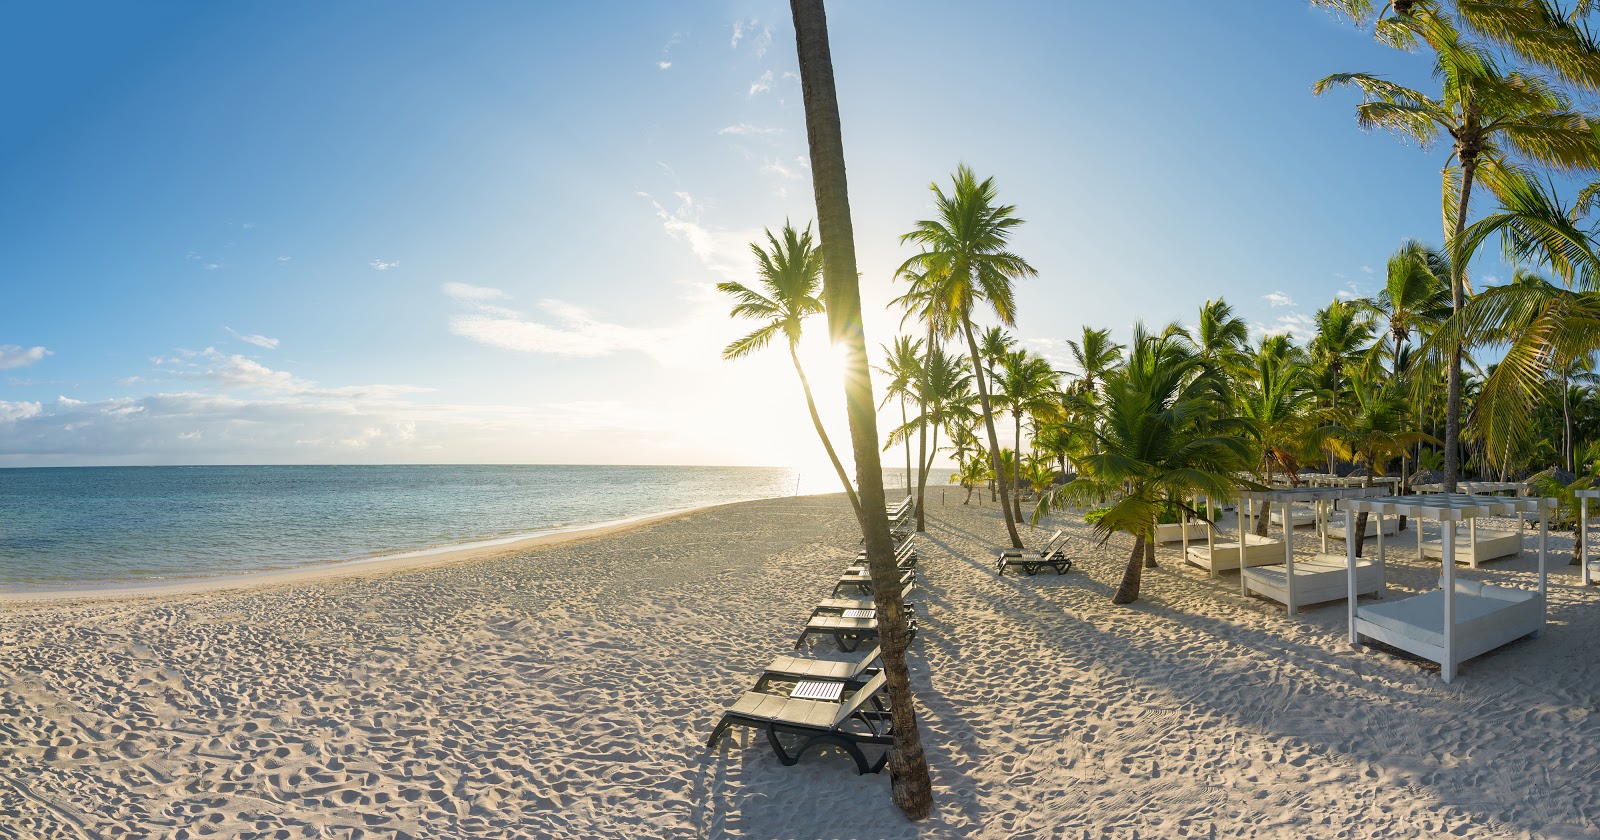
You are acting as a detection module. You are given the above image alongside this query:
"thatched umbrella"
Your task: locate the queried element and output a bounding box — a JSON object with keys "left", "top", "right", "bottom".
{"left": 1409, "top": 468, "right": 1445, "bottom": 487}
{"left": 1526, "top": 466, "right": 1578, "bottom": 487}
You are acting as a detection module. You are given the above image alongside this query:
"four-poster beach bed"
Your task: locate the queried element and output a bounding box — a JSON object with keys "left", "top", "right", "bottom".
{"left": 1341, "top": 493, "right": 1555, "bottom": 683}
{"left": 1235, "top": 487, "right": 1387, "bottom": 614}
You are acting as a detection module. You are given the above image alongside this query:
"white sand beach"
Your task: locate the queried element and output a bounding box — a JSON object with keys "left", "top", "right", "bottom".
{"left": 3, "top": 493, "right": 1598, "bottom": 838}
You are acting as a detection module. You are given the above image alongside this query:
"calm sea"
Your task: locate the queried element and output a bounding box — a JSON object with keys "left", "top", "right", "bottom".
{"left": 0, "top": 465, "right": 948, "bottom": 590}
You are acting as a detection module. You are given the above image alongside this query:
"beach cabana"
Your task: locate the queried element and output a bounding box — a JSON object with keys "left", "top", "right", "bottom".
{"left": 1342, "top": 493, "right": 1554, "bottom": 683}
{"left": 1235, "top": 487, "right": 1386, "bottom": 614}
{"left": 1578, "top": 488, "right": 1600, "bottom": 586}
{"left": 1409, "top": 482, "right": 1529, "bottom": 567}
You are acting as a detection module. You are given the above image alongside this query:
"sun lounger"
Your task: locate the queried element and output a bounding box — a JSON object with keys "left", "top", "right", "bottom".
{"left": 793, "top": 604, "right": 916, "bottom": 652}
{"left": 754, "top": 645, "right": 882, "bottom": 692}
{"left": 810, "top": 581, "right": 917, "bottom": 618}
{"left": 996, "top": 530, "right": 1073, "bottom": 576}
{"left": 850, "top": 538, "right": 918, "bottom": 571}
{"left": 832, "top": 566, "right": 916, "bottom": 597}
{"left": 705, "top": 671, "right": 895, "bottom": 775}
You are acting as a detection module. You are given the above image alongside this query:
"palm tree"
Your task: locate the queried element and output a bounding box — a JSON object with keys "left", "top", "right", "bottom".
{"left": 899, "top": 165, "right": 1038, "bottom": 549}
{"left": 1317, "top": 4, "right": 1600, "bottom": 490}
{"left": 1309, "top": 298, "right": 1378, "bottom": 474}
{"left": 1355, "top": 240, "right": 1453, "bottom": 376}
{"left": 886, "top": 345, "right": 979, "bottom": 498}
{"left": 1066, "top": 326, "right": 1123, "bottom": 399}
{"left": 718, "top": 222, "right": 861, "bottom": 518}
{"left": 875, "top": 336, "right": 925, "bottom": 499}
{"left": 1239, "top": 343, "right": 1317, "bottom": 536}
{"left": 995, "top": 349, "right": 1060, "bottom": 522}
{"left": 1035, "top": 324, "right": 1253, "bottom": 604}
{"left": 788, "top": 0, "right": 931, "bottom": 816}
{"left": 1435, "top": 269, "right": 1600, "bottom": 475}
{"left": 891, "top": 265, "right": 958, "bottom": 534}
{"left": 1190, "top": 298, "right": 1252, "bottom": 381}
{"left": 1312, "top": 380, "right": 1438, "bottom": 556}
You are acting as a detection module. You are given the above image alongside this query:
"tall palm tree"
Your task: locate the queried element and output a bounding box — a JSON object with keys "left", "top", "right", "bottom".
{"left": 788, "top": 0, "right": 931, "bottom": 816}
{"left": 875, "top": 336, "right": 925, "bottom": 499}
{"left": 1313, "top": 379, "right": 1438, "bottom": 555}
{"left": 1240, "top": 342, "right": 1317, "bottom": 535}
{"left": 718, "top": 222, "right": 861, "bottom": 518}
{"left": 900, "top": 165, "right": 1038, "bottom": 549}
{"left": 1066, "top": 326, "right": 1123, "bottom": 398}
{"left": 1317, "top": 3, "right": 1600, "bottom": 490}
{"left": 1355, "top": 240, "right": 1453, "bottom": 375}
{"left": 995, "top": 349, "right": 1061, "bottom": 522}
{"left": 891, "top": 265, "right": 957, "bottom": 534}
{"left": 1191, "top": 298, "right": 1252, "bottom": 382}
{"left": 1035, "top": 324, "right": 1253, "bottom": 604}
{"left": 1309, "top": 298, "right": 1378, "bottom": 474}
{"left": 886, "top": 345, "right": 979, "bottom": 497}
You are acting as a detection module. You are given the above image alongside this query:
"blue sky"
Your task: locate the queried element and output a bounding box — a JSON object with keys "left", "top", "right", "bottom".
{"left": 0, "top": 2, "right": 1507, "bottom": 470}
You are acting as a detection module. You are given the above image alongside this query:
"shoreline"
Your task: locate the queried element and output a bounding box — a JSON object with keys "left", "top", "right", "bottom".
{"left": 0, "top": 500, "right": 748, "bottom": 604}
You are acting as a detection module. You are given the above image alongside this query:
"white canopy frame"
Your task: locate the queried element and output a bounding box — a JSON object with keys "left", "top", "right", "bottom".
{"left": 1577, "top": 489, "right": 1600, "bottom": 586}
{"left": 1342, "top": 493, "right": 1555, "bottom": 682}
{"left": 1236, "top": 487, "right": 1386, "bottom": 615}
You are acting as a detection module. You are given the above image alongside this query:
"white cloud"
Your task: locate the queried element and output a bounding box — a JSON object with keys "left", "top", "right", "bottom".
{"left": 0, "top": 345, "right": 50, "bottom": 369}
{"left": 749, "top": 70, "right": 773, "bottom": 96}
{"left": 370, "top": 259, "right": 400, "bottom": 270}
{"left": 443, "top": 282, "right": 509, "bottom": 302}
{"left": 719, "top": 123, "right": 781, "bottom": 137}
{"left": 1263, "top": 291, "right": 1296, "bottom": 308}
{"left": 732, "top": 19, "right": 773, "bottom": 57}
{"left": 0, "top": 400, "right": 42, "bottom": 422}
{"left": 640, "top": 191, "right": 759, "bottom": 277}
{"left": 1360, "top": 265, "right": 1375, "bottom": 274}
{"left": 657, "top": 61, "right": 672, "bottom": 70}
{"left": 449, "top": 299, "right": 668, "bottom": 358}
{"left": 225, "top": 326, "right": 280, "bottom": 349}
{"left": 205, "top": 263, "right": 221, "bottom": 270}
{"left": 1255, "top": 313, "right": 1317, "bottom": 340}
{"left": 658, "top": 32, "right": 684, "bottom": 69}
{"left": 116, "top": 376, "right": 145, "bottom": 386}
{"left": 732, "top": 18, "right": 752, "bottom": 48}
{"left": 761, "top": 157, "right": 804, "bottom": 181}
{"left": 277, "top": 256, "right": 292, "bottom": 263}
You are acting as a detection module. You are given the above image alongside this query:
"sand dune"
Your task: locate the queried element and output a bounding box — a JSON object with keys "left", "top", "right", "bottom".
{"left": 2, "top": 494, "right": 1597, "bottom": 838}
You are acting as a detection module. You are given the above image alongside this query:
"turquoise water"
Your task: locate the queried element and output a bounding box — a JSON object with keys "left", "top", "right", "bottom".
{"left": 0, "top": 465, "right": 946, "bottom": 589}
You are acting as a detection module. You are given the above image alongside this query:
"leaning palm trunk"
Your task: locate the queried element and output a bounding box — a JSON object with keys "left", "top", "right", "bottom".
{"left": 1143, "top": 530, "right": 1157, "bottom": 569}
{"left": 913, "top": 322, "right": 934, "bottom": 532}
{"left": 962, "top": 318, "right": 1023, "bottom": 548}
{"left": 789, "top": 343, "right": 862, "bottom": 518}
{"left": 1013, "top": 414, "right": 1024, "bottom": 524}
{"left": 1113, "top": 533, "right": 1147, "bottom": 604}
{"left": 1443, "top": 157, "right": 1477, "bottom": 493}
{"left": 789, "top": 0, "right": 932, "bottom": 818}
{"left": 1353, "top": 469, "right": 1374, "bottom": 558}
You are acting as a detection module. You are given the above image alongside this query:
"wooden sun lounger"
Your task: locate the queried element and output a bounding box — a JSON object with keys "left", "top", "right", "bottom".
{"left": 705, "top": 671, "right": 895, "bottom": 775}
{"left": 810, "top": 581, "right": 917, "bottom": 618}
{"left": 754, "top": 645, "right": 882, "bottom": 692}
{"left": 850, "top": 538, "right": 918, "bottom": 571}
{"left": 996, "top": 530, "right": 1073, "bottom": 576}
{"left": 832, "top": 566, "right": 916, "bottom": 597}
{"left": 793, "top": 604, "right": 917, "bottom": 652}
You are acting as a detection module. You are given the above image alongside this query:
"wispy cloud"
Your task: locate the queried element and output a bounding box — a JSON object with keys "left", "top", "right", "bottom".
{"left": 1255, "top": 312, "right": 1317, "bottom": 340}
{"left": 638, "top": 190, "right": 759, "bottom": 277}
{"left": 225, "top": 326, "right": 280, "bottom": 349}
{"left": 658, "top": 32, "right": 684, "bottom": 70}
{"left": 748, "top": 70, "right": 773, "bottom": 96}
{"left": 719, "top": 123, "right": 781, "bottom": 137}
{"left": 447, "top": 290, "right": 670, "bottom": 358}
{"left": 1263, "top": 291, "right": 1296, "bottom": 308}
{"left": 1360, "top": 265, "right": 1375, "bottom": 274}
{"left": 370, "top": 259, "right": 400, "bottom": 271}
{"left": 277, "top": 256, "right": 292, "bottom": 263}
{"left": 0, "top": 345, "right": 50, "bottom": 370}
{"left": 732, "top": 19, "right": 773, "bottom": 57}
{"left": 443, "top": 282, "right": 509, "bottom": 302}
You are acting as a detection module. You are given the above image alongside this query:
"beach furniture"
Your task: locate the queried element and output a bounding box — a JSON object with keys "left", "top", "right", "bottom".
{"left": 1153, "top": 520, "right": 1211, "bottom": 543}
{"left": 1267, "top": 505, "right": 1318, "bottom": 529}
{"left": 1578, "top": 489, "right": 1600, "bottom": 585}
{"left": 1324, "top": 514, "right": 1400, "bottom": 540}
{"left": 996, "top": 530, "right": 1072, "bottom": 576}
{"left": 705, "top": 671, "right": 895, "bottom": 774}
{"left": 1419, "top": 521, "right": 1522, "bottom": 567}
{"left": 832, "top": 566, "right": 915, "bottom": 597}
{"left": 850, "top": 537, "right": 918, "bottom": 571}
{"left": 793, "top": 605, "right": 916, "bottom": 652}
{"left": 1243, "top": 554, "right": 1384, "bottom": 612}
{"left": 1342, "top": 493, "right": 1554, "bottom": 682}
{"left": 1183, "top": 533, "right": 1284, "bottom": 577}
{"left": 754, "top": 645, "right": 882, "bottom": 692}
{"left": 810, "top": 580, "right": 917, "bottom": 619}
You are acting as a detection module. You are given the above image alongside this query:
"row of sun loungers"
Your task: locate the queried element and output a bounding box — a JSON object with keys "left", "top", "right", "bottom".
{"left": 707, "top": 534, "right": 923, "bottom": 774}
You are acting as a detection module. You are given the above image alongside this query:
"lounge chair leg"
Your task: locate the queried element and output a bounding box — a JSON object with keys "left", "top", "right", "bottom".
{"left": 836, "top": 634, "right": 861, "bottom": 653}
{"left": 706, "top": 717, "right": 733, "bottom": 750}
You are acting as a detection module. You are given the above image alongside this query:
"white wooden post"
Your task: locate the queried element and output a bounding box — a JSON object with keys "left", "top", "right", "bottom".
{"left": 1469, "top": 518, "right": 1479, "bottom": 569}
{"left": 1207, "top": 494, "right": 1218, "bottom": 579}
{"left": 1284, "top": 496, "right": 1296, "bottom": 614}
{"left": 1346, "top": 505, "right": 1359, "bottom": 646}
{"left": 1320, "top": 498, "right": 1329, "bottom": 553}
{"left": 1538, "top": 503, "right": 1548, "bottom": 636}
{"left": 1375, "top": 511, "right": 1386, "bottom": 599}
{"left": 1442, "top": 519, "right": 1457, "bottom": 683}
{"left": 1181, "top": 494, "right": 1190, "bottom": 557}
{"left": 1583, "top": 496, "right": 1591, "bottom": 586}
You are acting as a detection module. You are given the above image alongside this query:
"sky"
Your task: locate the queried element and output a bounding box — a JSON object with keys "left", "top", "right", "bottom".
{"left": 0, "top": 2, "right": 1517, "bottom": 472}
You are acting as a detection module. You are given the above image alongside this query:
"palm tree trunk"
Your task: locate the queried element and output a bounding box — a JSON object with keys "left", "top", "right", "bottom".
{"left": 1444, "top": 153, "right": 1478, "bottom": 493}
{"left": 1112, "top": 534, "right": 1146, "bottom": 604}
{"left": 914, "top": 323, "right": 934, "bottom": 532}
{"left": 788, "top": 0, "right": 932, "bottom": 818}
{"left": 789, "top": 343, "right": 863, "bottom": 518}
{"left": 962, "top": 318, "right": 1023, "bottom": 548}
{"left": 1013, "top": 413, "right": 1024, "bottom": 523}
{"left": 1564, "top": 374, "right": 1574, "bottom": 473}
{"left": 900, "top": 396, "right": 911, "bottom": 499}
{"left": 1143, "top": 526, "right": 1158, "bottom": 569}
{"left": 1354, "top": 470, "right": 1373, "bottom": 558}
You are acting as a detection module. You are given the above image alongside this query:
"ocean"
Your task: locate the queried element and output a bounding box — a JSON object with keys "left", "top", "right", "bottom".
{"left": 0, "top": 464, "right": 953, "bottom": 590}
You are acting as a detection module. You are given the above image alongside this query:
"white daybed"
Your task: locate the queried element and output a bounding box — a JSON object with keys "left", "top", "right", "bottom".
{"left": 1268, "top": 505, "right": 1317, "bottom": 528}
{"left": 1185, "top": 533, "right": 1283, "bottom": 576}
{"left": 1233, "top": 487, "right": 1387, "bottom": 614}
{"left": 1244, "top": 554, "right": 1383, "bottom": 611}
{"left": 1154, "top": 520, "right": 1210, "bottom": 544}
{"left": 1324, "top": 515, "right": 1400, "bottom": 540}
{"left": 1419, "top": 523, "right": 1522, "bottom": 567}
{"left": 1343, "top": 493, "right": 1554, "bottom": 683}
